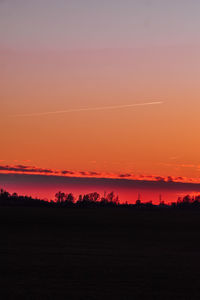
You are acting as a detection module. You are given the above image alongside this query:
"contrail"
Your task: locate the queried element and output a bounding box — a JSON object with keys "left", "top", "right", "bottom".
{"left": 15, "top": 101, "right": 163, "bottom": 117}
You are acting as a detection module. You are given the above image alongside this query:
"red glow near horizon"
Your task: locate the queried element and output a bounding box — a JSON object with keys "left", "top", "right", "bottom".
{"left": 1, "top": 176, "right": 200, "bottom": 205}
{"left": 1, "top": 165, "right": 200, "bottom": 204}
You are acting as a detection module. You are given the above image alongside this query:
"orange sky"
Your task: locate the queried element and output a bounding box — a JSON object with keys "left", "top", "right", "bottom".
{"left": 1, "top": 1, "right": 200, "bottom": 197}
{"left": 1, "top": 46, "right": 200, "bottom": 182}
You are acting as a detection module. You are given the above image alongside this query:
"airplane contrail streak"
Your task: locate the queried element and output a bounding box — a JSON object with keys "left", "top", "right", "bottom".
{"left": 15, "top": 101, "right": 163, "bottom": 117}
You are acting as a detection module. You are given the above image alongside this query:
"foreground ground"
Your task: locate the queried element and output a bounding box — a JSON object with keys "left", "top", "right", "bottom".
{"left": 1, "top": 207, "right": 200, "bottom": 299}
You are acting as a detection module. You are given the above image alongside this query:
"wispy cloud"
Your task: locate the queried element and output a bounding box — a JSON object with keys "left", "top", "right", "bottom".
{"left": 14, "top": 101, "right": 163, "bottom": 117}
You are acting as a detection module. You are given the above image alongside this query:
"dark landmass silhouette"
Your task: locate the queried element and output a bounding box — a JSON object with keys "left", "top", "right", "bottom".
{"left": 2, "top": 188, "right": 200, "bottom": 299}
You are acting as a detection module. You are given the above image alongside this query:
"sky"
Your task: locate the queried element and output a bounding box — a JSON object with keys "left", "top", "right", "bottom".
{"left": 1, "top": 0, "right": 200, "bottom": 202}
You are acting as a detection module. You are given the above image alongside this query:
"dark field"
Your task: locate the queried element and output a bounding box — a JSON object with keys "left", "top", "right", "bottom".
{"left": 1, "top": 208, "right": 200, "bottom": 299}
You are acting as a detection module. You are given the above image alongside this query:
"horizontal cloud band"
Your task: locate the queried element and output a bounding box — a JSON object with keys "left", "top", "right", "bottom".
{"left": 0, "top": 164, "right": 198, "bottom": 184}
{"left": 1, "top": 173, "right": 200, "bottom": 193}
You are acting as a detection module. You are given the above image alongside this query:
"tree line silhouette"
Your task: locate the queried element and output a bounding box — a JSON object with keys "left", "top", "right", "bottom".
{"left": 1, "top": 188, "right": 200, "bottom": 209}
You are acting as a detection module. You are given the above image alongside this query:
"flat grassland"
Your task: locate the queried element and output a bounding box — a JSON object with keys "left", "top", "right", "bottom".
{"left": 1, "top": 207, "right": 200, "bottom": 299}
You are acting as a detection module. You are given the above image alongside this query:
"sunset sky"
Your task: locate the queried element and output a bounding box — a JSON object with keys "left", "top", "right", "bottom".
{"left": 1, "top": 0, "right": 200, "bottom": 202}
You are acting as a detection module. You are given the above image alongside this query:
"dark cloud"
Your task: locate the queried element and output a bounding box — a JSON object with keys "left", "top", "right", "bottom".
{"left": 175, "top": 176, "right": 184, "bottom": 181}
{"left": 0, "top": 165, "right": 54, "bottom": 174}
{"left": 0, "top": 165, "right": 198, "bottom": 190}
{"left": 1, "top": 173, "right": 200, "bottom": 192}
{"left": 79, "top": 171, "right": 87, "bottom": 176}
{"left": 89, "top": 171, "right": 100, "bottom": 176}
{"left": 62, "top": 170, "right": 74, "bottom": 175}
{"left": 167, "top": 176, "right": 174, "bottom": 182}
{"left": 155, "top": 176, "right": 165, "bottom": 182}
{"left": 16, "top": 165, "right": 29, "bottom": 169}
{"left": 118, "top": 173, "right": 132, "bottom": 178}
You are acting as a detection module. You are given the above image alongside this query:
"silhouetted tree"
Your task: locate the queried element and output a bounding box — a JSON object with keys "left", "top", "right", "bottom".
{"left": 182, "top": 195, "right": 191, "bottom": 203}
{"left": 55, "top": 191, "right": 65, "bottom": 204}
{"left": 136, "top": 199, "right": 141, "bottom": 206}
{"left": 65, "top": 193, "right": 74, "bottom": 203}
